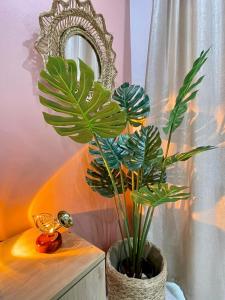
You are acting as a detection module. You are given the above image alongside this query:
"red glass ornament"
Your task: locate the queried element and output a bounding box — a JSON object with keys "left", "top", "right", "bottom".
{"left": 35, "top": 231, "right": 62, "bottom": 253}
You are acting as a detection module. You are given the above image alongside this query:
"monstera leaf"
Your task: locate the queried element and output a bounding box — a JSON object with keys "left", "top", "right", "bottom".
{"left": 122, "top": 125, "right": 163, "bottom": 171}
{"left": 163, "top": 49, "right": 209, "bottom": 135}
{"left": 112, "top": 82, "right": 150, "bottom": 127}
{"left": 127, "top": 166, "right": 166, "bottom": 190}
{"left": 38, "top": 57, "right": 126, "bottom": 143}
{"left": 89, "top": 135, "right": 129, "bottom": 169}
{"left": 131, "top": 184, "right": 190, "bottom": 207}
{"left": 86, "top": 160, "right": 126, "bottom": 198}
{"left": 164, "top": 145, "right": 215, "bottom": 166}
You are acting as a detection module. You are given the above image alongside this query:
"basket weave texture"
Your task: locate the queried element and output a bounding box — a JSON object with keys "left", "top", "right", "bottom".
{"left": 106, "top": 240, "right": 167, "bottom": 300}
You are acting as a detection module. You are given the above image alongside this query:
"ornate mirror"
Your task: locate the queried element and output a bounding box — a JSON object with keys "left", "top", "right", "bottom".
{"left": 35, "top": 0, "right": 117, "bottom": 88}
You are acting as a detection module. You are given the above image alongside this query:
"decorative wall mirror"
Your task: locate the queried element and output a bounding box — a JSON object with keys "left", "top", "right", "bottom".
{"left": 35, "top": 0, "right": 117, "bottom": 88}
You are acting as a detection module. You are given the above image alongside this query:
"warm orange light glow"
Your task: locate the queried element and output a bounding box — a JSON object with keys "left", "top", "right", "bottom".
{"left": 28, "top": 145, "right": 115, "bottom": 224}
{"left": 161, "top": 140, "right": 178, "bottom": 156}
{"left": 0, "top": 227, "right": 103, "bottom": 300}
{"left": 166, "top": 198, "right": 193, "bottom": 210}
{"left": 9, "top": 229, "right": 95, "bottom": 259}
{"left": 163, "top": 94, "right": 176, "bottom": 113}
{"left": 215, "top": 105, "right": 225, "bottom": 133}
{"left": 1, "top": 144, "right": 117, "bottom": 242}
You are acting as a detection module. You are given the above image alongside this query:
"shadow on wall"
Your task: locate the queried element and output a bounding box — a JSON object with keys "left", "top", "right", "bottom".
{"left": 22, "top": 33, "right": 43, "bottom": 96}
{"left": 71, "top": 209, "right": 119, "bottom": 251}
{"left": 147, "top": 86, "right": 225, "bottom": 298}
{"left": 150, "top": 90, "right": 225, "bottom": 206}
{"left": 29, "top": 146, "right": 120, "bottom": 251}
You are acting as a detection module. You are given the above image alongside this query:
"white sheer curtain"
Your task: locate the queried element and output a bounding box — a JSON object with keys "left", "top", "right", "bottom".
{"left": 141, "top": 1, "right": 225, "bottom": 299}
{"left": 64, "top": 36, "right": 100, "bottom": 80}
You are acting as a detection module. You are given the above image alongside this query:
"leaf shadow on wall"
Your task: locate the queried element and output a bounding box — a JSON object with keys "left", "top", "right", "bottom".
{"left": 148, "top": 95, "right": 225, "bottom": 297}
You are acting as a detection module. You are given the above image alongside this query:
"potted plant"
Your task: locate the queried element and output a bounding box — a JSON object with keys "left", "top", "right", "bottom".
{"left": 38, "top": 49, "right": 214, "bottom": 299}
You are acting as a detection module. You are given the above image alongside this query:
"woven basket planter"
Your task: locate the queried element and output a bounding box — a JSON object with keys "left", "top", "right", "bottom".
{"left": 106, "top": 240, "right": 167, "bottom": 300}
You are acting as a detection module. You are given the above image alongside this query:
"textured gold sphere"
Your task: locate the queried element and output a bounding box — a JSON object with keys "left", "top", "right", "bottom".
{"left": 57, "top": 211, "right": 73, "bottom": 228}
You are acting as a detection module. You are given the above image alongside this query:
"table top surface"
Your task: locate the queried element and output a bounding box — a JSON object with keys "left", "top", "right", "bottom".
{"left": 0, "top": 228, "right": 105, "bottom": 300}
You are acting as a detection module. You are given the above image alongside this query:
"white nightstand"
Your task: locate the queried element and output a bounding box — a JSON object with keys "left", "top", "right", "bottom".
{"left": 0, "top": 228, "right": 106, "bottom": 300}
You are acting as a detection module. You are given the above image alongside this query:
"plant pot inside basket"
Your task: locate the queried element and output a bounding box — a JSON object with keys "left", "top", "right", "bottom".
{"left": 106, "top": 240, "right": 167, "bottom": 300}
{"left": 118, "top": 244, "right": 163, "bottom": 279}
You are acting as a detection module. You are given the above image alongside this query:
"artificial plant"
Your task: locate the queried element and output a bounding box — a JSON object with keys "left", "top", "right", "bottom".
{"left": 38, "top": 49, "right": 214, "bottom": 278}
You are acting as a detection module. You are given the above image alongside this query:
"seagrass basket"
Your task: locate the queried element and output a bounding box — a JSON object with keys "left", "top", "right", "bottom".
{"left": 106, "top": 240, "right": 167, "bottom": 300}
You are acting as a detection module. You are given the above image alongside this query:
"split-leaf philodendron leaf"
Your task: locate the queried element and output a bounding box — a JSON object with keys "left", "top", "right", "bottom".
{"left": 122, "top": 125, "right": 163, "bottom": 171}
{"left": 164, "top": 145, "right": 216, "bottom": 167}
{"left": 163, "top": 49, "right": 209, "bottom": 135}
{"left": 131, "top": 184, "right": 190, "bottom": 207}
{"left": 86, "top": 159, "right": 126, "bottom": 198}
{"left": 38, "top": 57, "right": 127, "bottom": 143}
{"left": 112, "top": 82, "right": 150, "bottom": 127}
{"left": 89, "top": 135, "right": 129, "bottom": 169}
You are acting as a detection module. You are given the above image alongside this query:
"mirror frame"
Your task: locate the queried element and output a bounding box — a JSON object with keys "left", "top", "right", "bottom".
{"left": 35, "top": 0, "right": 117, "bottom": 88}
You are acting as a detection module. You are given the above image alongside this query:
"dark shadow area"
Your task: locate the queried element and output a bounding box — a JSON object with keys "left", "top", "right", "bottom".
{"left": 70, "top": 209, "right": 120, "bottom": 252}
{"left": 22, "top": 33, "right": 43, "bottom": 96}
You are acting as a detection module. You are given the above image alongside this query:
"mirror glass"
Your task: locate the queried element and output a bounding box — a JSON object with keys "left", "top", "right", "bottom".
{"left": 64, "top": 34, "right": 100, "bottom": 80}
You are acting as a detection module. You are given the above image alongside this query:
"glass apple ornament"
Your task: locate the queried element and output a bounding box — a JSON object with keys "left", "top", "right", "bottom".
{"left": 33, "top": 211, "right": 73, "bottom": 253}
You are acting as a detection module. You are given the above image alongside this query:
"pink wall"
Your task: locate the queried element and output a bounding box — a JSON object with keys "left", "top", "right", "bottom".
{"left": 0, "top": 0, "right": 131, "bottom": 248}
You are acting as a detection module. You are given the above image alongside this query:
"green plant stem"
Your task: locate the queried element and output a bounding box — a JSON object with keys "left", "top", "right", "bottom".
{"left": 93, "top": 134, "right": 132, "bottom": 256}
{"left": 164, "top": 121, "right": 174, "bottom": 159}
{"left": 139, "top": 207, "right": 154, "bottom": 259}
{"left": 132, "top": 203, "right": 138, "bottom": 272}
{"left": 135, "top": 206, "right": 150, "bottom": 269}
{"left": 119, "top": 169, "right": 129, "bottom": 224}
{"left": 133, "top": 170, "right": 141, "bottom": 273}
{"left": 132, "top": 171, "right": 135, "bottom": 236}
{"left": 137, "top": 204, "right": 143, "bottom": 249}
{"left": 119, "top": 169, "right": 132, "bottom": 256}
{"left": 134, "top": 203, "right": 143, "bottom": 276}
{"left": 131, "top": 171, "right": 135, "bottom": 191}
{"left": 139, "top": 207, "right": 151, "bottom": 249}
{"left": 135, "top": 169, "right": 144, "bottom": 275}
{"left": 131, "top": 170, "right": 136, "bottom": 274}
{"left": 113, "top": 195, "right": 127, "bottom": 249}
{"left": 131, "top": 171, "right": 135, "bottom": 228}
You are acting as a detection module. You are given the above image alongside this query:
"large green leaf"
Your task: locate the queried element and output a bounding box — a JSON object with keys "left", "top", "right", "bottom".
{"left": 131, "top": 184, "right": 190, "bottom": 207}
{"left": 39, "top": 57, "right": 126, "bottom": 143}
{"left": 164, "top": 145, "right": 216, "bottom": 166}
{"left": 163, "top": 49, "right": 209, "bottom": 135}
{"left": 122, "top": 125, "right": 163, "bottom": 171}
{"left": 89, "top": 135, "right": 129, "bottom": 169}
{"left": 86, "top": 160, "right": 126, "bottom": 198}
{"left": 112, "top": 82, "right": 150, "bottom": 127}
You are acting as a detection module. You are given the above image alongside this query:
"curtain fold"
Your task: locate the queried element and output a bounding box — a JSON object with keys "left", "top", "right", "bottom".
{"left": 145, "top": 1, "right": 225, "bottom": 299}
